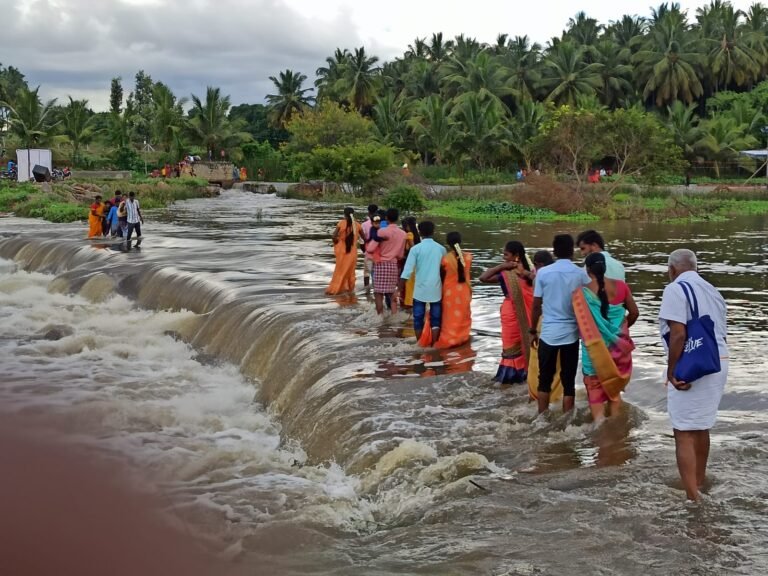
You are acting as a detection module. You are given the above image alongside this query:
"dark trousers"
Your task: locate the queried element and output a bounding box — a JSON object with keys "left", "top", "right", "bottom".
{"left": 537, "top": 339, "right": 579, "bottom": 397}
{"left": 126, "top": 222, "right": 142, "bottom": 242}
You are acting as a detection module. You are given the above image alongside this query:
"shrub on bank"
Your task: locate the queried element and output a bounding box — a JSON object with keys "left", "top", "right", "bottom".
{"left": 384, "top": 185, "right": 426, "bottom": 212}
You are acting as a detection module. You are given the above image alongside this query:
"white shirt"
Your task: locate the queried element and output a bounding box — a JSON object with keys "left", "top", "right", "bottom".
{"left": 125, "top": 198, "right": 141, "bottom": 224}
{"left": 602, "top": 251, "right": 626, "bottom": 282}
{"left": 659, "top": 270, "right": 728, "bottom": 357}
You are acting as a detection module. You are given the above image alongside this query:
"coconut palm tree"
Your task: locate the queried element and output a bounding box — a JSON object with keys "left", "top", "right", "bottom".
{"left": 315, "top": 49, "right": 350, "bottom": 103}
{"left": 427, "top": 32, "right": 454, "bottom": 62}
{"left": 372, "top": 92, "right": 412, "bottom": 149}
{"left": 565, "top": 11, "right": 603, "bottom": 48}
{"left": 0, "top": 86, "right": 58, "bottom": 177}
{"left": 408, "top": 95, "right": 454, "bottom": 165}
{"left": 507, "top": 99, "right": 548, "bottom": 169}
{"left": 744, "top": 3, "right": 768, "bottom": 72}
{"left": 608, "top": 15, "right": 648, "bottom": 50}
{"left": 402, "top": 59, "right": 441, "bottom": 100}
{"left": 697, "top": 115, "right": 757, "bottom": 177}
{"left": 697, "top": 2, "right": 761, "bottom": 91}
{"left": 266, "top": 70, "right": 314, "bottom": 128}
{"left": 633, "top": 10, "right": 704, "bottom": 106}
{"left": 450, "top": 93, "right": 505, "bottom": 168}
{"left": 593, "top": 39, "right": 636, "bottom": 107}
{"left": 500, "top": 36, "right": 542, "bottom": 101}
{"left": 188, "top": 86, "right": 248, "bottom": 156}
{"left": 540, "top": 42, "right": 604, "bottom": 105}
{"left": 342, "top": 47, "right": 381, "bottom": 112}
{"left": 442, "top": 51, "right": 514, "bottom": 110}
{"left": 665, "top": 100, "right": 702, "bottom": 159}
{"left": 60, "top": 97, "right": 96, "bottom": 166}
{"left": 406, "top": 37, "right": 428, "bottom": 59}
{"left": 152, "top": 83, "right": 188, "bottom": 154}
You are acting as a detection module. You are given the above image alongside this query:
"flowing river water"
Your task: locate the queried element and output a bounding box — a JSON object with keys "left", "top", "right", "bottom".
{"left": 0, "top": 191, "right": 766, "bottom": 575}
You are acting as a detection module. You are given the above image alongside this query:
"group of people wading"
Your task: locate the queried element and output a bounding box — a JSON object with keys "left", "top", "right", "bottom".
{"left": 327, "top": 209, "right": 729, "bottom": 500}
{"left": 87, "top": 190, "right": 143, "bottom": 245}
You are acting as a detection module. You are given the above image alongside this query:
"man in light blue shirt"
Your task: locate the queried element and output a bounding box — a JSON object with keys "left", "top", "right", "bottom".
{"left": 399, "top": 221, "right": 446, "bottom": 344}
{"left": 530, "top": 234, "right": 590, "bottom": 414}
{"left": 576, "top": 229, "right": 625, "bottom": 281}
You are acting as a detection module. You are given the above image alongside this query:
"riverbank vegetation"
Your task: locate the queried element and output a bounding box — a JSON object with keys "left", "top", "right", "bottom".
{"left": 0, "top": 178, "right": 212, "bottom": 222}
{"left": 5, "top": 0, "right": 768, "bottom": 224}
{"left": 5, "top": 1, "right": 768, "bottom": 189}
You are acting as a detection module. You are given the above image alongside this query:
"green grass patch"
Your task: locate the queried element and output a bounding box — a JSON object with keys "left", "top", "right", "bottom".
{"left": 426, "top": 199, "right": 598, "bottom": 221}
{"left": 0, "top": 179, "right": 215, "bottom": 223}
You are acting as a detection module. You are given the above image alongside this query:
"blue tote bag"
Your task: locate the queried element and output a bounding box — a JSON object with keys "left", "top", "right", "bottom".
{"left": 665, "top": 281, "right": 721, "bottom": 382}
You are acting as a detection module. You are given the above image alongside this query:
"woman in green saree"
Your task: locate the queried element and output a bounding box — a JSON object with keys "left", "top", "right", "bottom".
{"left": 573, "top": 253, "right": 639, "bottom": 422}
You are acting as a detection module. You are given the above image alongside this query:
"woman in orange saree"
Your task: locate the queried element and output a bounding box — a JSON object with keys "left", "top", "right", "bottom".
{"left": 88, "top": 195, "right": 104, "bottom": 238}
{"left": 326, "top": 207, "right": 364, "bottom": 295}
{"left": 479, "top": 241, "right": 534, "bottom": 384}
{"left": 418, "top": 232, "right": 472, "bottom": 348}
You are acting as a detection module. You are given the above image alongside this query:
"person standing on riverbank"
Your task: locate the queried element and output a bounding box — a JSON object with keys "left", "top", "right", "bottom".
{"left": 399, "top": 221, "right": 446, "bottom": 345}
{"left": 530, "top": 234, "right": 589, "bottom": 414}
{"left": 660, "top": 249, "right": 728, "bottom": 501}
{"left": 370, "top": 208, "right": 406, "bottom": 315}
{"left": 576, "top": 230, "right": 625, "bottom": 281}
{"left": 326, "top": 207, "right": 363, "bottom": 295}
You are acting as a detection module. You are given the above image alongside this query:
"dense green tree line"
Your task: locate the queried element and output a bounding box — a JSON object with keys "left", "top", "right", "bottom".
{"left": 0, "top": 68, "right": 263, "bottom": 171}
{"left": 266, "top": 1, "right": 768, "bottom": 179}
{"left": 3, "top": 1, "right": 768, "bottom": 183}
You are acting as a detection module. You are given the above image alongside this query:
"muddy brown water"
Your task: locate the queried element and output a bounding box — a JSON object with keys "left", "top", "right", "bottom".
{"left": 0, "top": 192, "right": 766, "bottom": 575}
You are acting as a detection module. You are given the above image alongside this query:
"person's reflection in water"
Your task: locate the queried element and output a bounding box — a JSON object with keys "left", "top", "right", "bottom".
{"left": 331, "top": 293, "right": 358, "bottom": 307}
{"left": 590, "top": 405, "right": 636, "bottom": 468}
{"left": 374, "top": 345, "right": 475, "bottom": 378}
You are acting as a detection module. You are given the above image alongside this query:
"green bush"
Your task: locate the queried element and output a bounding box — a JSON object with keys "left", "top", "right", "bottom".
{"left": 385, "top": 184, "right": 426, "bottom": 212}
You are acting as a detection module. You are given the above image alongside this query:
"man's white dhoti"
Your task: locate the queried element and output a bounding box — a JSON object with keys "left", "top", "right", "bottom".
{"left": 667, "top": 361, "right": 728, "bottom": 430}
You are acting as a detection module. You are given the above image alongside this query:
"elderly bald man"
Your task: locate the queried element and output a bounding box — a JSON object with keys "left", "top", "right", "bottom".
{"left": 659, "top": 249, "right": 729, "bottom": 501}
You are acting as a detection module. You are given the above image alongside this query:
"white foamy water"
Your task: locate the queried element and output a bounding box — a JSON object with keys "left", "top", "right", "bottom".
{"left": 0, "top": 265, "right": 382, "bottom": 547}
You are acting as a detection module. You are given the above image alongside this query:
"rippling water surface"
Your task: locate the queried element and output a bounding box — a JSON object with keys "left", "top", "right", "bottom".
{"left": 1, "top": 192, "right": 766, "bottom": 575}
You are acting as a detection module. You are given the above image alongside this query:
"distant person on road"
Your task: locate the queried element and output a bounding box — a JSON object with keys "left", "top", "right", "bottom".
{"left": 660, "top": 249, "right": 729, "bottom": 501}
{"left": 398, "top": 221, "right": 445, "bottom": 344}
{"left": 326, "top": 207, "right": 363, "bottom": 295}
{"left": 479, "top": 241, "right": 535, "bottom": 384}
{"left": 88, "top": 195, "right": 104, "bottom": 238}
{"left": 576, "top": 229, "right": 626, "bottom": 282}
{"left": 530, "top": 234, "right": 590, "bottom": 414}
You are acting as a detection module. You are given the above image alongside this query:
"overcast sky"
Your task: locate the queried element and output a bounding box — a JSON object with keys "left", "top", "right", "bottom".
{"left": 0, "top": 0, "right": 756, "bottom": 111}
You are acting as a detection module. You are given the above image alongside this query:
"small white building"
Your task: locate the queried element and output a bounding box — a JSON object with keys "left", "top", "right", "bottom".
{"left": 15, "top": 149, "right": 53, "bottom": 182}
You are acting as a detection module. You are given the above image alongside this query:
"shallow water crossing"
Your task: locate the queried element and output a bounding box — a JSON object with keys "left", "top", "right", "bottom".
{"left": 0, "top": 192, "right": 766, "bottom": 575}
